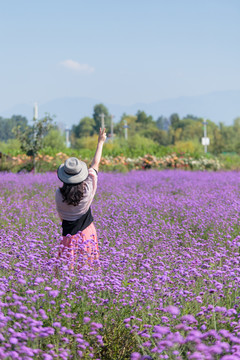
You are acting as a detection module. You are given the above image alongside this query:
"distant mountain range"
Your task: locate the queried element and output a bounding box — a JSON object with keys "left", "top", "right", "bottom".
{"left": 1, "top": 90, "right": 240, "bottom": 127}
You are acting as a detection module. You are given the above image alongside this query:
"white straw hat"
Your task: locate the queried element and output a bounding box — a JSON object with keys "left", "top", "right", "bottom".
{"left": 57, "top": 157, "right": 88, "bottom": 184}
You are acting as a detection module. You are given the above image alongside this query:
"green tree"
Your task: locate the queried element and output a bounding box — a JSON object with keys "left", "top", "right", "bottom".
{"left": 0, "top": 115, "right": 28, "bottom": 141}
{"left": 182, "top": 114, "right": 199, "bottom": 121}
{"left": 168, "top": 113, "right": 181, "bottom": 144}
{"left": 169, "top": 113, "right": 180, "bottom": 131}
{"left": 179, "top": 118, "right": 203, "bottom": 142}
{"left": 136, "top": 110, "right": 154, "bottom": 127}
{"left": 233, "top": 117, "right": 240, "bottom": 153}
{"left": 211, "top": 127, "right": 225, "bottom": 154}
{"left": 141, "top": 126, "right": 169, "bottom": 146}
{"left": 13, "top": 114, "right": 53, "bottom": 172}
{"left": 93, "top": 104, "right": 111, "bottom": 132}
{"left": 219, "top": 123, "right": 234, "bottom": 152}
{"left": 72, "top": 117, "right": 95, "bottom": 138}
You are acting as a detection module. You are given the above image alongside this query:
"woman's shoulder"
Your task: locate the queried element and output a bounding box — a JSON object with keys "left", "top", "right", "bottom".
{"left": 84, "top": 168, "right": 98, "bottom": 193}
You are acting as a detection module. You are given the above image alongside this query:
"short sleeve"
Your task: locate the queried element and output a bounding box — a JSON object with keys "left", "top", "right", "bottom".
{"left": 85, "top": 168, "right": 98, "bottom": 189}
{"left": 89, "top": 167, "right": 98, "bottom": 176}
{"left": 91, "top": 168, "right": 98, "bottom": 176}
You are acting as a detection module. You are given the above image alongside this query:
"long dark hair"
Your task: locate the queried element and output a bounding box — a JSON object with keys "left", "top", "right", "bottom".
{"left": 60, "top": 182, "right": 85, "bottom": 206}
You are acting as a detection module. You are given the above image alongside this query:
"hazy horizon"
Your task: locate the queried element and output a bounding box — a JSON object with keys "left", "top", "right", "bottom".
{"left": 1, "top": 89, "right": 240, "bottom": 127}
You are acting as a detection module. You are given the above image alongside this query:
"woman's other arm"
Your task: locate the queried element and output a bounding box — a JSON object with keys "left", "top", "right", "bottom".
{"left": 90, "top": 128, "right": 106, "bottom": 172}
{"left": 55, "top": 190, "right": 63, "bottom": 221}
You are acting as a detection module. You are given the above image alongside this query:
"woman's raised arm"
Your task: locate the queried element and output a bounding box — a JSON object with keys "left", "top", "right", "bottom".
{"left": 90, "top": 128, "right": 107, "bottom": 172}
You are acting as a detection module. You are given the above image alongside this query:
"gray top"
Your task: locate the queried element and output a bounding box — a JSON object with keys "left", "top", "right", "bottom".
{"left": 55, "top": 168, "right": 98, "bottom": 221}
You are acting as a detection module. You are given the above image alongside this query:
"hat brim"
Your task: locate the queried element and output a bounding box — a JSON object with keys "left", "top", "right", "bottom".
{"left": 57, "top": 163, "right": 88, "bottom": 184}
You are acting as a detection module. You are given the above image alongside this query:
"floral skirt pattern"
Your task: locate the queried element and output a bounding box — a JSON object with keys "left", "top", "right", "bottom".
{"left": 58, "top": 222, "right": 99, "bottom": 270}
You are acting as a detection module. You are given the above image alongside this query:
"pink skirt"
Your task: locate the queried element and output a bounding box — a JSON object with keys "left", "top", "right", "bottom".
{"left": 58, "top": 222, "right": 99, "bottom": 270}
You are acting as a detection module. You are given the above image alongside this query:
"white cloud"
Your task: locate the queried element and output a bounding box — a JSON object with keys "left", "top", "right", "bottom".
{"left": 60, "top": 59, "right": 95, "bottom": 74}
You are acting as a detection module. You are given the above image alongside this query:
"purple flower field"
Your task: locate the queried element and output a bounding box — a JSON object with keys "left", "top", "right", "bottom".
{"left": 0, "top": 170, "right": 240, "bottom": 360}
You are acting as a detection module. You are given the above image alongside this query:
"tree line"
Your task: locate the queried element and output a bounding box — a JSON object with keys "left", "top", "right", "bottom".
{"left": 0, "top": 103, "right": 240, "bottom": 155}
{"left": 70, "top": 104, "right": 240, "bottom": 155}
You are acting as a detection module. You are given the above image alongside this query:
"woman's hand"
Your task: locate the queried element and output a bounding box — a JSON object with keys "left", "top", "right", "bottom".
{"left": 98, "top": 128, "right": 107, "bottom": 143}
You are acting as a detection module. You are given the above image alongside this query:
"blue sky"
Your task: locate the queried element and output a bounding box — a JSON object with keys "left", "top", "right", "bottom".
{"left": 0, "top": 0, "right": 239, "bottom": 111}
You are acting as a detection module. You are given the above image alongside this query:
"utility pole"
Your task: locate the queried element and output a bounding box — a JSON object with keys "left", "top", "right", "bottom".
{"left": 123, "top": 119, "right": 128, "bottom": 140}
{"left": 202, "top": 120, "right": 210, "bottom": 153}
{"left": 100, "top": 113, "right": 105, "bottom": 129}
{"left": 110, "top": 114, "right": 115, "bottom": 141}
{"left": 33, "top": 102, "right": 38, "bottom": 173}
{"left": 65, "top": 127, "right": 71, "bottom": 148}
{"left": 33, "top": 102, "right": 38, "bottom": 120}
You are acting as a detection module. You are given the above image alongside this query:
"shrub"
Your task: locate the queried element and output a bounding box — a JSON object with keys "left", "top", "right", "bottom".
{"left": 174, "top": 140, "right": 203, "bottom": 157}
{"left": 219, "top": 153, "right": 240, "bottom": 170}
{"left": 0, "top": 139, "right": 22, "bottom": 156}
{"left": 42, "top": 129, "right": 66, "bottom": 151}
